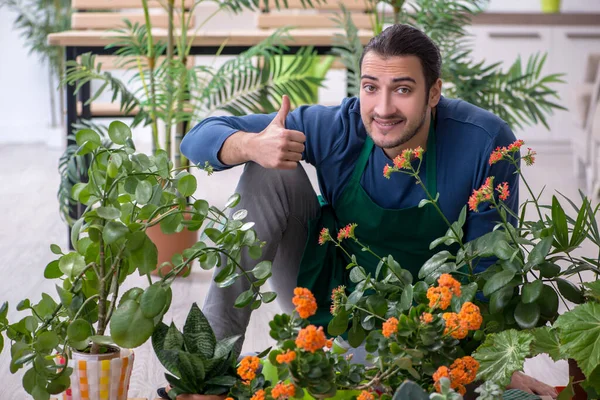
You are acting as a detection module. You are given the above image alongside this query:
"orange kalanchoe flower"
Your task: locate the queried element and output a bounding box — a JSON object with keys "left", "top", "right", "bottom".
{"left": 337, "top": 223, "right": 357, "bottom": 241}
{"left": 382, "top": 317, "right": 399, "bottom": 338}
{"left": 458, "top": 302, "right": 483, "bottom": 330}
{"left": 437, "top": 273, "right": 461, "bottom": 297}
{"left": 330, "top": 285, "right": 346, "bottom": 316}
{"left": 496, "top": 182, "right": 510, "bottom": 201}
{"left": 237, "top": 356, "right": 260, "bottom": 384}
{"left": 357, "top": 390, "right": 375, "bottom": 400}
{"left": 251, "top": 389, "right": 266, "bottom": 400}
{"left": 276, "top": 350, "right": 296, "bottom": 364}
{"left": 292, "top": 287, "right": 317, "bottom": 319}
{"left": 488, "top": 147, "right": 505, "bottom": 165}
{"left": 295, "top": 325, "right": 328, "bottom": 353}
{"left": 225, "top": 398, "right": 234, "bottom": 400}
{"left": 443, "top": 312, "right": 469, "bottom": 339}
{"left": 433, "top": 366, "right": 453, "bottom": 393}
{"left": 449, "top": 356, "right": 479, "bottom": 387}
{"left": 427, "top": 286, "right": 452, "bottom": 310}
{"left": 468, "top": 177, "right": 494, "bottom": 212}
{"left": 508, "top": 139, "right": 524, "bottom": 152}
{"left": 420, "top": 312, "right": 434, "bottom": 324}
{"left": 523, "top": 147, "right": 536, "bottom": 166}
{"left": 318, "top": 228, "right": 331, "bottom": 245}
{"left": 271, "top": 382, "right": 296, "bottom": 399}
{"left": 383, "top": 164, "right": 393, "bottom": 179}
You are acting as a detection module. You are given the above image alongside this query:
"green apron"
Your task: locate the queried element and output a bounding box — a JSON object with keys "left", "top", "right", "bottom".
{"left": 297, "top": 115, "right": 451, "bottom": 328}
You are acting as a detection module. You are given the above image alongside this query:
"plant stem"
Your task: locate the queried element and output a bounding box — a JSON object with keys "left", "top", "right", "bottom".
{"left": 73, "top": 294, "right": 100, "bottom": 320}
{"left": 91, "top": 235, "right": 107, "bottom": 354}
{"left": 510, "top": 159, "right": 544, "bottom": 222}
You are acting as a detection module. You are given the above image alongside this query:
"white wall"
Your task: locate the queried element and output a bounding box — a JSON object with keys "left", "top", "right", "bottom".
{"left": 1, "top": 0, "right": 600, "bottom": 148}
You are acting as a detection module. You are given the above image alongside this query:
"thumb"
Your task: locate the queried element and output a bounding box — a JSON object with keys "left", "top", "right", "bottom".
{"left": 273, "top": 95, "right": 290, "bottom": 127}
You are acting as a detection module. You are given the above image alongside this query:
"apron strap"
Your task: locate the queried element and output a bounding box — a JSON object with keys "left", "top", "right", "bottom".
{"left": 349, "top": 135, "right": 375, "bottom": 185}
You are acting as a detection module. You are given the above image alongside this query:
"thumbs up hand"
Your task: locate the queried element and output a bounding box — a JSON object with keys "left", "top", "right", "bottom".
{"left": 248, "top": 95, "right": 306, "bottom": 169}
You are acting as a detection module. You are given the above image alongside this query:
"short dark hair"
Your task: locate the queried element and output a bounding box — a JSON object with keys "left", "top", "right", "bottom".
{"left": 359, "top": 24, "right": 442, "bottom": 94}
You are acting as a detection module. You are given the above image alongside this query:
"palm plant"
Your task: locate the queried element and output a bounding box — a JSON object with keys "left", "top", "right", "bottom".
{"left": 332, "top": 0, "right": 566, "bottom": 133}
{"left": 58, "top": 0, "right": 328, "bottom": 224}
{"left": 1, "top": 0, "right": 71, "bottom": 127}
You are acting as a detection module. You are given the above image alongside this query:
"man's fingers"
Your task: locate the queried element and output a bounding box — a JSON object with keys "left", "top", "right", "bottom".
{"left": 273, "top": 95, "right": 291, "bottom": 127}
{"left": 283, "top": 151, "right": 303, "bottom": 162}
{"left": 284, "top": 141, "right": 305, "bottom": 154}
{"left": 534, "top": 384, "right": 558, "bottom": 397}
{"left": 278, "top": 161, "right": 300, "bottom": 170}
{"left": 284, "top": 129, "right": 306, "bottom": 143}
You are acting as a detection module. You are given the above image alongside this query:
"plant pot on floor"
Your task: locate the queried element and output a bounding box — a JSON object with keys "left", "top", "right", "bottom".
{"left": 147, "top": 215, "right": 198, "bottom": 277}
{"left": 59, "top": 347, "right": 134, "bottom": 400}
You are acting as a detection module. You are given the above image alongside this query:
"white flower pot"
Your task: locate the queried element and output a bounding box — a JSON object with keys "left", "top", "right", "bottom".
{"left": 59, "top": 347, "right": 135, "bottom": 400}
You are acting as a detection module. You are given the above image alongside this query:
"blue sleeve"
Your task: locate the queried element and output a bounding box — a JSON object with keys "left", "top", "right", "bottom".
{"left": 180, "top": 102, "right": 348, "bottom": 171}
{"left": 464, "top": 123, "right": 520, "bottom": 274}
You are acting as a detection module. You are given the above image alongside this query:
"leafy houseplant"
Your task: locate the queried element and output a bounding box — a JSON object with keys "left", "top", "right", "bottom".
{"left": 58, "top": 0, "right": 331, "bottom": 225}
{"left": 333, "top": 0, "right": 566, "bottom": 133}
{"left": 0, "top": 122, "right": 273, "bottom": 400}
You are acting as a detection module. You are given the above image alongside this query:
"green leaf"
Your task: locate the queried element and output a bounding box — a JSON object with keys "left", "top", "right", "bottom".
{"left": 328, "top": 309, "right": 349, "bottom": 337}
{"left": 108, "top": 121, "right": 132, "bottom": 145}
{"left": 50, "top": 244, "right": 62, "bottom": 255}
{"left": 393, "top": 381, "right": 430, "bottom": 400}
{"left": 251, "top": 261, "right": 272, "bottom": 280}
{"left": 160, "top": 213, "right": 182, "bottom": 234}
{"left": 103, "top": 220, "right": 129, "bottom": 245}
{"left": 135, "top": 180, "right": 153, "bottom": 204}
{"left": 556, "top": 278, "right": 585, "bottom": 304}
{"left": 44, "top": 260, "right": 62, "bottom": 279}
{"left": 514, "top": 302, "right": 540, "bottom": 329}
{"left": 554, "top": 302, "right": 600, "bottom": 377}
{"left": 483, "top": 270, "right": 515, "bottom": 296}
{"left": 399, "top": 285, "right": 413, "bottom": 312}
{"left": 110, "top": 300, "right": 155, "bottom": 348}
{"left": 473, "top": 329, "right": 534, "bottom": 387}
{"left": 531, "top": 327, "right": 563, "bottom": 361}
{"left": 183, "top": 303, "right": 216, "bottom": 359}
{"left": 585, "top": 280, "right": 600, "bottom": 301}
{"left": 451, "top": 282, "right": 478, "bottom": 313}
{"left": 366, "top": 295, "right": 387, "bottom": 317}
{"left": 525, "top": 236, "right": 553, "bottom": 270}
{"left": 140, "top": 284, "right": 168, "bottom": 319}
{"left": 70, "top": 217, "right": 84, "bottom": 252}
{"left": 418, "top": 251, "right": 452, "bottom": 280}
{"left": 34, "top": 332, "right": 59, "bottom": 352}
{"left": 225, "top": 193, "right": 241, "bottom": 208}
{"left": 493, "top": 240, "right": 515, "bottom": 260}
{"left": 129, "top": 234, "right": 158, "bottom": 275}
{"left": 75, "top": 129, "right": 101, "bottom": 148}
{"left": 68, "top": 319, "right": 93, "bottom": 342}
{"left": 537, "top": 284, "right": 559, "bottom": 318}
{"left": 557, "top": 377, "right": 575, "bottom": 400}
{"left": 490, "top": 286, "right": 514, "bottom": 314}
{"left": 96, "top": 206, "right": 121, "bottom": 220}
{"left": 262, "top": 292, "right": 277, "bottom": 303}
{"left": 348, "top": 317, "right": 366, "bottom": 348}
{"left": 235, "top": 290, "right": 255, "bottom": 308}
{"left": 349, "top": 266, "right": 367, "bottom": 283}
{"left": 177, "top": 174, "right": 197, "bottom": 197}
{"left": 522, "top": 280, "right": 543, "bottom": 304}
{"left": 59, "top": 252, "right": 86, "bottom": 280}
{"left": 535, "top": 261, "right": 561, "bottom": 278}
{"left": 89, "top": 335, "right": 115, "bottom": 346}
{"left": 214, "top": 335, "right": 241, "bottom": 359}
{"left": 552, "top": 196, "right": 569, "bottom": 249}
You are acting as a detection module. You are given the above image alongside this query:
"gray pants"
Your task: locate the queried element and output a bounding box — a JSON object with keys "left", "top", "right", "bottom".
{"left": 203, "top": 161, "right": 320, "bottom": 353}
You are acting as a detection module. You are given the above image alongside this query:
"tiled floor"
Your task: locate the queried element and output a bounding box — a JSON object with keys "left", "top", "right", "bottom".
{"left": 0, "top": 140, "right": 595, "bottom": 399}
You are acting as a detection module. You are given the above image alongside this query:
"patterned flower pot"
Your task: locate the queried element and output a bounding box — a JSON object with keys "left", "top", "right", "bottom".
{"left": 60, "top": 347, "right": 135, "bottom": 400}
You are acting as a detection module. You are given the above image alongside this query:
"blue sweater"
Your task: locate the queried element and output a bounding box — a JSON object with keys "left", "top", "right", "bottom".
{"left": 181, "top": 96, "right": 519, "bottom": 272}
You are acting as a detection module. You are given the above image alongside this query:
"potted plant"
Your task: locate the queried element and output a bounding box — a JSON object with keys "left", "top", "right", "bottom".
{"left": 0, "top": 122, "right": 273, "bottom": 400}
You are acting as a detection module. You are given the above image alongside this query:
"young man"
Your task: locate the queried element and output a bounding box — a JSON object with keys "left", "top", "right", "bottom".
{"left": 180, "top": 24, "right": 557, "bottom": 397}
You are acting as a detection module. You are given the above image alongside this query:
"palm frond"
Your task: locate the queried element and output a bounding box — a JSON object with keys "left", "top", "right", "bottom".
{"left": 330, "top": 4, "right": 363, "bottom": 97}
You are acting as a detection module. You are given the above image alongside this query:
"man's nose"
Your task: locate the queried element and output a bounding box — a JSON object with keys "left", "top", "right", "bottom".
{"left": 374, "top": 93, "right": 395, "bottom": 117}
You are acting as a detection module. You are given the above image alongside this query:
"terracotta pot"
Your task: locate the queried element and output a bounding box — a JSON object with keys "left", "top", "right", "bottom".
{"left": 59, "top": 347, "right": 134, "bottom": 400}
{"left": 568, "top": 358, "right": 588, "bottom": 400}
{"left": 146, "top": 220, "right": 198, "bottom": 277}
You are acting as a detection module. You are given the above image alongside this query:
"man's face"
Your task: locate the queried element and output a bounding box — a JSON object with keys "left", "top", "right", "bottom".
{"left": 359, "top": 52, "right": 435, "bottom": 152}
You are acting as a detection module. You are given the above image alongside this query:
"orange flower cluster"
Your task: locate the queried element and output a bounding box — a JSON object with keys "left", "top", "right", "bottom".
{"left": 357, "top": 390, "right": 375, "bottom": 400}
{"left": 442, "top": 302, "right": 483, "bottom": 339}
{"left": 276, "top": 350, "right": 296, "bottom": 364}
{"left": 318, "top": 228, "right": 331, "bottom": 245}
{"left": 433, "top": 356, "right": 480, "bottom": 395}
{"left": 468, "top": 177, "right": 494, "bottom": 212}
{"left": 225, "top": 397, "right": 234, "bottom": 400}
{"left": 337, "top": 223, "right": 357, "bottom": 241}
{"left": 496, "top": 182, "right": 510, "bottom": 201}
{"left": 383, "top": 147, "right": 423, "bottom": 178}
{"left": 488, "top": 139, "right": 525, "bottom": 166}
{"left": 330, "top": 285, "right": 346, "bottom": 316}
{"left": 292, "top": 287, "right": 317, "bottom": 319}
{"left": 237, "top": 356, "right": 260, "bottom": 384}
{"left": 427, "top": 274, "right": 461, "bottom": 310}
{"left": 382, "top": 317, "right": 399, "bottom": 338}
{"left": 420, "top": 312, "right": 433, "bottom": 324}
{"left": 523, "top": 147, "right": 536, "bottom": 166}
{"left": 271, "top": 382, "right": 295, "bottom": 399}
{"left": 251, "top": 389, "right": 266, "bottom": 400}
{"left": 295, "top": 325, "right": 328, "bottom": 353}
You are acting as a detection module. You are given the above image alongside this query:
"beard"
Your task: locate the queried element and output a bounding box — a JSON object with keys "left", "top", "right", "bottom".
{"left": 365, "top": 104, "right": 429, "bottom": 150}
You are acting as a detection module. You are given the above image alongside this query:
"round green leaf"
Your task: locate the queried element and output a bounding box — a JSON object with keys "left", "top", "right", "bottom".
{"left": 160, "top": 213, "right": 183, "bottom": 234}
{"left": 110, "top": 300, "right": 154, "bottom": 348}
{"left": 34, "top": 331, "right": 59, "bottom": 352}
{"left": 490, "top": 286, "right": 514, "bottom": 314}
{"left": 108, "top": 121, "right": 132, "bottom": 145}
{"left": 232, "top": 209, "right": 248, "bottom": 221}
{"left": 536, "top": 262, "right": 561, "bottom": 278}
{"left": 413, "top": 281, "right": 429, "bottom": 304}
{"left": 140, "top": 284, "right": 168, "bottom": 318}
{"left": 493, "top": 240, "right": 515, "bottom": 260}
{"left": 119, "top": 287, "right": 144, "bottom": 306}
{"left": 177, "top": 174, "right": 197, "bottom": 197}
{"left": 135, "top": 180, "right": 153, "bottom": 204}
{"left": 75, "top": 129, "right": 101, "bottom": 147}
{"left": 262, "top": 292, "right": 277, "bottom": 303}
{"left": 522, "top": 280, "right": 543, "bottom": 304}
{"left": 97, "top": 206, "right": 121, "bottom": 220}
{"left": 483, "top": 270, "right": 515, "bottom": 296}
{"left": 107, "top": 160, "right": 119, "bottom": 178}
{"left": 193, "top": 199, "right": 209, "bottom": 217}
{"left": 537, "top": 284, "right": 559, "bottom": 318}
{"left": 59, "top": 252, "right": 86, "bottom": 279}
{"left": 251, "top": 261, "right": 272, "bottom": 280}
{"left": 22, "top": 368, "right": 37, "bottom": 394}
{"left": 514, "top": 302, "right": 540, "bottom": 329}
{"left": 328, "top": 310, "right": 350, "bottom": 337}
{"left": 46, "top": 374, "right": 71, "bottom": 395}
{"left": 50, "top": 244, "right": 62, "bottom": 255}
{"left": 68, "top": 319, "right": 94, "bottom": 342}
{"left": 44, "top": 260, "right": 62, "bottom": 279}
{"left": 556, "top": 278, "right": 585, "bottom": 304}
{"left": 234, "top": 290, "right": 255, "bottom": 308}
{"left": 102, "top": 220, "right": 129, "bottom": 245}
{"left": 225, "top": 193, "right": 241, "bottom": 209}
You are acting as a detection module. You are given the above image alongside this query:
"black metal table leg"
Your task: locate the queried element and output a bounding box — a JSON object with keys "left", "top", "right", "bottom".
{"left": 66, "top": 46, "right": 78, "bottom": 249}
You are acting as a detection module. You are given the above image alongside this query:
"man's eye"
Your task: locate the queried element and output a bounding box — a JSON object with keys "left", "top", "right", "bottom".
{"left": 397, "top": 87, "right": 411, "bottom": 94}
{"left": 363, "top": 85, "right": 376, "bottom": 92}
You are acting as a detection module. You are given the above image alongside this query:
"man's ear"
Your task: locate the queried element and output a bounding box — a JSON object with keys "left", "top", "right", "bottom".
{"left": 428, "top": 78, "right": 442, "bottom": 107}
